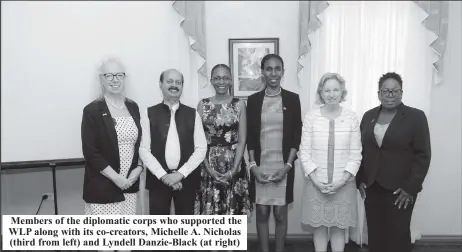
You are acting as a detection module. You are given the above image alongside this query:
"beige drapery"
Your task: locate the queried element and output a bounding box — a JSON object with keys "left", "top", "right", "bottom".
{"left": 298, "top": 1, "right": 329, "bottom": 86}
{"left": 172, "top": 1, "right": 208, "bottom": 88}
{"left": 414, "top": 1, "right": 449, "bottom": 84}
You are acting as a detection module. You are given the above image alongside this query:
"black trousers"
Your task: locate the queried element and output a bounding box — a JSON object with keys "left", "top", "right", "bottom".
{"left": 148, "top": 184, "right": 196, "bottom": 252}
{"left": 365, "top": 182, "right": 417, "bottom": 252}
{"left": 148, "top": 184, "right": 196, "bottom": 215}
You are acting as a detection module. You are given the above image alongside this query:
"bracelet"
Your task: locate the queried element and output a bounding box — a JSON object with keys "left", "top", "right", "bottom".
{"left": 285, "top": 162, "right": 292, "bottom": 168}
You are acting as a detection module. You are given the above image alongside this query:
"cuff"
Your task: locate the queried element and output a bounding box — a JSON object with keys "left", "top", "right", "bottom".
{"left": 303, "top": 163, "right": 317, "bottom": 178}
{"left": 177, "top": 167, "right": 190, "bottom": 179}
{"left": 152, "top": 168, "right": 167, "bottom": 180}
{"left": 401, "top": 182, "right": 421, "bottom": 196}
{"left": 344, "top": 162, "right": 360, "bottom": 176}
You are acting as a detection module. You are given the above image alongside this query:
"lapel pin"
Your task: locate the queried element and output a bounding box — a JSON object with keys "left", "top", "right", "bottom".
{"left": 371, "top": 119, "right": 375, "bottom": 123}
{"left": 103, "top": 113, "right": 107, "bottom": 116}
{"left": 283, "top": 107, "right": 287, "bottom": 110}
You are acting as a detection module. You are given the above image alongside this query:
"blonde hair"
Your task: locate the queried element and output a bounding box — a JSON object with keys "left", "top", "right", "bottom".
{"left": 315, "top": 72, "right": 348, "bottom": 105}
{"left": 95, "top": 56, "right": 126, "bottom": 100}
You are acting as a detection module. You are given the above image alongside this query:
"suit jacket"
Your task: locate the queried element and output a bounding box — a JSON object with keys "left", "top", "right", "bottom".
{"left": 81, "top": 98, "right": 142, "bottom": 204}
{"left": 246, "top": 88, "right": 302, "bottom": 204}
{"left": 356, "top": 103, "right": 431, "bottom": 195}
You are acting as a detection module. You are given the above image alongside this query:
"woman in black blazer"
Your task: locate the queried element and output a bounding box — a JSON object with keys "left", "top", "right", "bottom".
{"left": 247, "top": 54, "right": 302, "bottom": 252}
{"left": 81, "top": 58, "right": 143, "bottom": 215}
{"left": 356, "top": 72, "right": 431, "bottom": 252}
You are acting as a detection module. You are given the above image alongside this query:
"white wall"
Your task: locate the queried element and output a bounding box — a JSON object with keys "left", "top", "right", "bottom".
{"left": 412, "top": 0, "right": 462, "bottom": 235}
{"left": 203, "top": 1, "right": 301, "bottom": 99}
{"left": 1, "top": 1, "right": 194, "bottom": 163}
{"left": 1, "top": 1, "right": 193, "bottom": 214}
{"left": 204, "top": 1, "right": 307, "bottom": 235}
{"left": 1, "top": 0, "right": 461, "bottom": 238}
{"left": 204, "top": 1, "right": 462, "bottom": 236}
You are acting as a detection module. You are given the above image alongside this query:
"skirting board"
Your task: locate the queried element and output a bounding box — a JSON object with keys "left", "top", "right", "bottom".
{"left": 247, "top": 233, "right": 462, "bottom": 245}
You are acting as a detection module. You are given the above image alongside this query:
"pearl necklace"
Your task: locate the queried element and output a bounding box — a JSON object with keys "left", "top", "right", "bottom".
{"left": 105, "top": 96, "right": 125, "bottom": 110}
{"left": 265, "top": 87, "right": 281, "bottom": 97}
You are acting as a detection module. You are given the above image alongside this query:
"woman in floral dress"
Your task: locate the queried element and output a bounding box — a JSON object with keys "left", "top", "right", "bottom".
{"left": 194, "top": 64, "right": 253, "bottom": 215}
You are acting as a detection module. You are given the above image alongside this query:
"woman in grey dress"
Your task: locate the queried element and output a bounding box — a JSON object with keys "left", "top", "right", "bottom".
{"left": 247, "top": 54, "right": 302, "bottom": 252}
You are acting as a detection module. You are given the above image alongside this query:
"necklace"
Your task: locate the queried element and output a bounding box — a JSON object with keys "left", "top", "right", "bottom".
{"left": 105, "top": 96, "right": 125, "bottom": 110}
{"left": 265, "top": 87, "right": 281, "bottom": 97}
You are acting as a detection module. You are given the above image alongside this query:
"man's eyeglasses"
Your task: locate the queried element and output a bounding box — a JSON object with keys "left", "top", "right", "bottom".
{"left": 379, "top": 89, "right": 402, "bottom": 97}
{"left": 103, "top": 73, "right": 125, "bottom": 81}
{"left": 212, "top": 76, "right": 232, "bottom": 82}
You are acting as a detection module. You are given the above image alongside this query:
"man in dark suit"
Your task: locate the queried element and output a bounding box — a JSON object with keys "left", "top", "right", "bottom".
{"left": 357, "top": 72, "right": 432, "bottom": 252}
{"left": 139, "top": 69, "right": 207, "bottom": 216}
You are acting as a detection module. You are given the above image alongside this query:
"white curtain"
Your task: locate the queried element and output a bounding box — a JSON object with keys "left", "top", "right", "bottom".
{"left": 305, "top": 0, "right": 435, "bottom": 245}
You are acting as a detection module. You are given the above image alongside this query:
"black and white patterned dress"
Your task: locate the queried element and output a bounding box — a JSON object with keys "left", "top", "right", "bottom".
{"left": 84, "top": 116, "right": 138, "bottom": 215}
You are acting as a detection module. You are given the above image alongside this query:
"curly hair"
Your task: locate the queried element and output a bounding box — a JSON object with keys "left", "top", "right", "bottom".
{"left": 378, "top": 72, "right": 403, "bottom": 89}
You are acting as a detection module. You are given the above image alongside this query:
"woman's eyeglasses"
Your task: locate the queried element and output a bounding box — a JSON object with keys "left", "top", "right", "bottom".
{"left": 103, "top": 73, "right": 125, "bottom": 81}
{"left": 379, "top": 89, "right": 402, "bottom": 97}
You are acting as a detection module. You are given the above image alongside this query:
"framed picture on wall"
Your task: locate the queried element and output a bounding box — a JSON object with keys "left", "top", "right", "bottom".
{"left": 228, "top": 38, "right": 279, "bottom": 98}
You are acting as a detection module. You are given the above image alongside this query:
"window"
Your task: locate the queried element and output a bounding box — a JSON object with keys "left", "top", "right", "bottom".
{"left": 307, "top": 1, "right": 434, "bottom": 117}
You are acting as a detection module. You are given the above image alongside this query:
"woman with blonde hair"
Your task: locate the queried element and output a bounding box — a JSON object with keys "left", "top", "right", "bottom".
{"left": 81, "top": 57, "right": 143, "bottom": 217}
{"left": 299, "top": 72, "right": 362, "bottom": 252}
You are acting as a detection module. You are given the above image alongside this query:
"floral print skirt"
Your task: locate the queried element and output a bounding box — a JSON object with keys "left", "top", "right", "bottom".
{"left": 194, "top": 145, "right": 253, "bottom": 215}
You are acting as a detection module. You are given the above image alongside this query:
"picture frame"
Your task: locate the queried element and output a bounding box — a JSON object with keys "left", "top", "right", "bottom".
{"left": 228, "top": 38, "right": 279, "bottom": 98}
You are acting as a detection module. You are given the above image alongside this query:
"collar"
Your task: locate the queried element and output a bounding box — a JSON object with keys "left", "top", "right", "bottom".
{"left": 162, "top": 101, "right": 180, "bottom": 112}
{"left": 378, "top": 102, "right": 405, "bottom": 114}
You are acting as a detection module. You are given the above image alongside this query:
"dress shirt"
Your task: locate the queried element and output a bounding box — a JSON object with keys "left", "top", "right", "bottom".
{"left": 139, "top": 102, "right": 207, "bottom": 179}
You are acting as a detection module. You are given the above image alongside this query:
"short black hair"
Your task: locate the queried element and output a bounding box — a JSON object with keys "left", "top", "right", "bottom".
{"left": 160, "top": 69, "right": 184, "bottom": 84}
{"left": 211, "top": 64, "right": 231, "bottom": 77}
{"left": 378, "top": 72, "right": 403, "bottom": 89}
{"left": 260, "top": 54, "right": 284, "bottom": 71}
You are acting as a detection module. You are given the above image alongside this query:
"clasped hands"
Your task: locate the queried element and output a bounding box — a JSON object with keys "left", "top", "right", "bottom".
{"left": 113, "top": 173, "right": 138, "bottom": 190}
{"left": 210, "top": 169, "right": 234, "bottom": 186}
{"left": 253, "top": 164, "right": 291, "bottom": 184}
{"left": 161, "top": 172, "right": 184, "bottom": 191}
{"left": 312, "top": 177, "right": 346, "bottom": 195}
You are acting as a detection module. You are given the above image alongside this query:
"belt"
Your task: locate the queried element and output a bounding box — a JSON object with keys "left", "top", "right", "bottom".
{"left": 208, "top": 142, "right": 238, "bottom": 147}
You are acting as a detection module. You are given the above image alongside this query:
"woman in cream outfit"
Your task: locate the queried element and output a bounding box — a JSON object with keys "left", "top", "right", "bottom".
{"left": 299, "top": 72, "right": 362, "bottom": 252}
